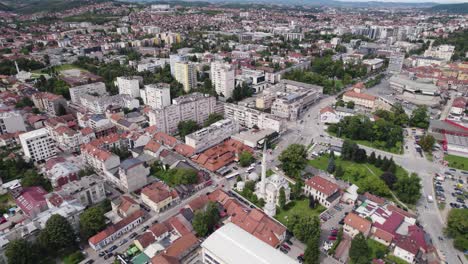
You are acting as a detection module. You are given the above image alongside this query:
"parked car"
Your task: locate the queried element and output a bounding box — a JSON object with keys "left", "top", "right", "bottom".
{"left": 457, "top": 198, "right": 465, "bottom": 204}
{"left": 107, "top": 245, "right": 117, "bottom": 253}
{"left": 98, "top": 252, "right": 105, "bottom": 257}
{"left": 282, "top": 244, "right": 291, "bottom": 250}
{"left": 328, "top": 236, "right": 337, "bottom": 241}
{"left": 279, "top": 247, "right": 288, "bottom": 254}
{"left": 84, "top": 260, "right": 94, "bottom": 264}
{"left": 119, "top": 238, "right": 128, "bottom": 246}
{"left": 129, "top": 232, "right": 138, "bottom": 239}
{"left": 285, "top": 240, "right": 293, "bottom": 245}
{"left": 297, "top": 255, "right": 304, "bottom": 263}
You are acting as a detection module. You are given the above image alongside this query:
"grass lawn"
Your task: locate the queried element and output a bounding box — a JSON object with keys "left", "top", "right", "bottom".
{"left": 62, "top": 251, "right": 84, "bottom": 264}
{"left": 275, "top": 199, "right": 325, "bottom": 226}
{"left": 327, "top": 132, "right": 402, "bottom": 154}
{"left": 444, "top": 154, "right": 468, "bottom": 170}
{"left": 309, "top": 155, "right": 409, "bottom": 199}
{"left": 367, "top": 239, "right": 388, "bottom": 260}
{"left": 385, "top": 255, "right": 408, "bottom": 264}
{"left": 55, "top": 64, "right": 86, "bottom": 72}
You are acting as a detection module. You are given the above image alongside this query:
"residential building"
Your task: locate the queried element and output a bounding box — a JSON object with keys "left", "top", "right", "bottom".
{"left": 174, "top": 62, "right": 197, "bottom": 93}
{"left": 116, "top": 76, "right": 143, "bottom": 98}
{"left": 80, "top": 94, "right": 140, "bottom": 114}
{"left": 112, "top": 195, "right": 141, "bottom": 218}
{"left": 343, "top": 212, "right": 372, "bottom": 238}
{"left": 19, "top": 128, "right": 56, "bottom": 162}
{"left": 192, "top": 139, "right": 253, "bottom": 172}
{"left": 81, "top": 143, "right": 120, "bottom": 172}
{"left": 304, "top": 176, "right": 341, "bottom": 208}
{"left": 148, "top": 93, "right": 218, "bottom": 135}
{"left": 169, "top": 54, "right": 187, "bottom": 76}
{"left": 450, "top": 97, "right": 466, "bottom": 116}
{"left": 185, "top": 119, "right": 239, "bottom": 153}
{"left": 0, "top": 111, "right": 26, "bottom": 135}
{"left": 319, "top": 106, "right": 355, "bottom": 124}
{"left": 388, "top": 52, "right": 405, "bottom": 75}
{"left": 31, "top": 92, "right": 67, "bottom": 116}
{"left": 88, "top": 210, "right": 144, "bottom": 250}
{"left": 15, "top": 186, "right": 49, "bottom": 218}
{"left": 201, "top": 223, "right": 297, "bottom": 264}
{"left": 362, "top": 58, "right": 384, "bottom": 72}
{"left": 141, "top": 182, "right": 179, "bottom": 213}
{"left": 429, "top": 120, "right": 468, "bottom": 157}
{"left": 140, "top": 83, "right": 171, "bottom": 109}
{"left": 69, "top": 82, "right": 107, "bottom": 105}
{"left": 49, "top": 174, "right": 106, "bottom": 207}
{"left": 105, "top": 158, "right": 149, "bottom": 193}
{"left": 423, "top": 45, "right": 455, "bottom": 62}
{"left": 224, "top": 103, "right": 284, "bottom": 132}
{"left": 150, "top": 233, "right": 200, "bottom": 264}
{"left": 211, "top": 61, "right": 235, "bottom": 98}
{"left": 44, "top": 157, "right": 80, "bottom": 188}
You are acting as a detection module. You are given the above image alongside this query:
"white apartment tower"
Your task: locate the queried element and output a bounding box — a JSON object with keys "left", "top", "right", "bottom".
{"left": 116, "top": 76, "right": 143, "bottom": 98}
{"left": 19, "top": 128, "right": 56, "bottom": 162}
{"left": 211, "top": 61, "right": 235, "bottom": 98}
{"left": 0, "top": 111, "right": 26, "bottom": 135}
{"left": 140, "top": 83, "right": 171, "bottom": 109}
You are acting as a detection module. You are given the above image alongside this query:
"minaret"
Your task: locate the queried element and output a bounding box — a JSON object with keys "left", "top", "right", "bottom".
{"left": 14, "top": 61, "right": 20, "bottom": 74}
{"left": 260, "top": 142, "right": 267, "bottom": 197}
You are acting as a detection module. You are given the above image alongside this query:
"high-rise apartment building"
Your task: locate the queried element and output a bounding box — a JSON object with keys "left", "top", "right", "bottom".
{"left": 19, "top": 128, "right": 56, "bottom": 162}
{"left": 140, "top": 83, "right": 171, "bottom": 109}
{"left": 174, "top": 62, "right": 197, "bottom": 93}
{"left": 211, "top": 61, "right": 235, "bottom": 98}
{"left": 115, "top": 76, "right": 143, "bottom": 98}
{"left": 0, "top": 111, "right": 26, "bottom": 135}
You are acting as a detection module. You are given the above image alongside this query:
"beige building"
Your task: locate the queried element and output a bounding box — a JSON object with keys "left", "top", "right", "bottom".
{"left": 224, "top": 103, "right": 284, "bottom": 132}
{"left": 174, "top": 61, "right": 197, "bottom": 93}
{"left": 141, "top": 182, "right": 179, "bottom": 213}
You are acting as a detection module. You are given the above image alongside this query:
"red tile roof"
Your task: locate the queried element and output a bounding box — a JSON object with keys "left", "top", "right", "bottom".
{"left": 343, "top": 90, "right": 376, "bottom": 101}
{"left": 164, "top": 233, "right": 199, "bottom": 259}
{"left": 15, "top": 186, "right": 48, "bottom": 217}
{"left": 305, "top": 176, "right": 340, "bottom": 196}
{"left": 192, "top": 139, "right": 253, "bottom": 172}
{"left": 344, "top": 212, "right": 371, "bottom": 235}
{"left": 174, "top": 144, "right": 195, "bottom": 157}
{"left": 136, "top": 232, "right": 156, "bottom": 249}
{"left": 119, "top": 195, "right": 139, "bottom": 214}
{"left": 89, "top": 210, "right": 144, "bottom": 246}
{"left": 141, "top": 182, "right": 173, "bottom": 203}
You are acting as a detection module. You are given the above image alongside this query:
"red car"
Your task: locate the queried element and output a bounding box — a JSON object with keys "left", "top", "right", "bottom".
{"left": 331, "top": 230, "right": 338, "bottom": 236}
{"left": 282, "top": 244, "right": 291, "bottom": 250}
{"left": 328, "top": 236, "right": 337, "bottom": 241}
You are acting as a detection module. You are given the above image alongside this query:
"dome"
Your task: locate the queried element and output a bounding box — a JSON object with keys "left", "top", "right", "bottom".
{"left": 248, "top": 172, "right": 259, "bottom": 181}
{"left": 236, "top": 181, "right": 245, "bottom": 192}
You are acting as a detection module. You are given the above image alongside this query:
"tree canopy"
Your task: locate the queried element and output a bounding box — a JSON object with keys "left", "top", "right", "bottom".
{"left": 445, "top": 209, "right": 468, "bottom": 251}
{"left": 79, "top": 206, "right": 107, "bottom": 239}
{"left": 178, "top": 120, "right": 200, "bottom": 138}
{"left": 279, "top": 144, "right": 308, "bottom": 178}
{"left": 38, "top": 214, "right": 77, "bottom": 256}
{"left": 409, "top": 106, "right": 430, "bottom": 129}
{"left": 239, "top": 151, "right": 255, "bottom": 167}
{"left": 349, "top": 233, "right": 370, "bottom": 264}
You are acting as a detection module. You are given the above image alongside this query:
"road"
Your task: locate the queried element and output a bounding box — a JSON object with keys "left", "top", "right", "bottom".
{"left": 267, "top": 93, "right": 465, "bottom": 264}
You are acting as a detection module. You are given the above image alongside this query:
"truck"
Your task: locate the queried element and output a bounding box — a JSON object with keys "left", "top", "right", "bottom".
{"left": 427, "top": 195, "right": 434, "bottom": 203}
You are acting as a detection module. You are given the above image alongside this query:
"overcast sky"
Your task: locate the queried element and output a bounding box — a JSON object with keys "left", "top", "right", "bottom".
{"left": 339, "top": 0, "right": 467, "bottom": 2}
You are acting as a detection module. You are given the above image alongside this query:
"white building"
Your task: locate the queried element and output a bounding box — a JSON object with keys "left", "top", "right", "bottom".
{"left": 185, "top": 119, "right": 239, "bottom": 153}
{"left": 115, "top": 76, "right": 143, "bottom": 98}
{"left": 140, "top": 83, "right": 171, "bottom": 109}
{"left": 117, "top": 27, "right": 129, "bottom": 35}
{"left": 19, "top": 128, "right": 56, "bottom": 162}
{"left": 224, "top": 103, "right": 284, "bottom": 132}
{"left": 69, "top": 82, "right": 108, "bottom": 105}
{"left": 169, "top": 54, "right": 187, "bottom": 76}
{"left": 304, "top": 176, "right": 341, "bottom": 208}
{"left": 423, "top": 44, "right": 455, "bottom": 62}
{"left": 104, "top": 158, "right": 149, "bottom": 193}
{"left": 48, "top": 174, "right": 106, "bottom": 207}
{"left": 211, "top": 61, "right": 235, "bottom": 98}
{"left": 201, "top": 223, "right": 297, "bottom": 264}
{"left": 81, "top": 144, "right": 120, "bottom": 172}
{"left": 255, "top": 144, "right": 290, "bottom": 217}
{"left": 0, "top": 111, "right": 26, "bottom": 135}
{"left": 80, "top": 94, "right": 140, "bottom": 114}
{"left": 148, "top": 93, "right": 218, "bottom": 135}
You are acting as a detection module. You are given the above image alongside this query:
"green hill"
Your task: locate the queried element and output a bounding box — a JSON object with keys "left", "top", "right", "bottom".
{"left": 428, "top": 3, "right": 468, "bottom": 14}
{"left": 0, "top": 0, "right": 113, "bottom": 14}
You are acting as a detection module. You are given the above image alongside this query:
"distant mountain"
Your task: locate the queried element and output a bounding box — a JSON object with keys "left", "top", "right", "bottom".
{"left": 0, "top": 2, "right": 12, "bottom": 11}
{"left": 0, "top": 0, "right": 114, "bottom": 14}
{"left": 428, "top": 2, "right": 468, "bottom": 14}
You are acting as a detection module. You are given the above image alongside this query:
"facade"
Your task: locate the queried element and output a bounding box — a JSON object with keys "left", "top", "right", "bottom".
{"left": 388, "top": 52, "right": 405, "bottom": 75}
{"left": 81, "top": 143, "right": 120, "bottom": 172}
{"left": 80, "top": 94, "right": 140, "bottom": 114}
{"left": 201, "top": 223, "right": 297, "bottom": 264}
{"left": 141, "top": 182, "right": 179, "bottom": 213}
{"left": 211, "top": 61, "right": 235, "bottom": 98}
{"left": 19, "top": 128, "right": 56, "bottom": 162}
{"left": 112, "top": 158, "right": 149, "bottom": 193}
{"left": 69, "top": 82, "right": 107, "bottom": 105}
{"left": 51, "top": 174, "right": 106, "bottom": 207}
{"left": 304, "top": 176, "right": 341, "bottom": 208}
{"left": 148, "top": 93, "right": 218, "bottom": 135}
{"left": 174, "top": 61, "right": 197, "bottom": 93}
{"left": 423, "top": 45, "right": 455, "bottom": 62}
{"left": 44, "top": 157, "right": 80, "bottom": 188}
{"left": 185, "top": 119, "right": 239, "bottom": 153}
{"left": 116, "top": 76, "right": 143, "bottom": 98}
{"left": 88, "top": 210, "right": 144, "bottom": 250}
{"left": 169, "top": 54, "right": 187, "bottom": 76}
{"left": 0, "top": 111, "right": 26, "bottom": 135}
{"left": 140, "top": 83, "right": 171, "bottom": 109}
{"left": 224, "top": 103, "right": 284, "bottom": 132}
{"left": 31, "top": 92, "right": 67, "bottom": 116}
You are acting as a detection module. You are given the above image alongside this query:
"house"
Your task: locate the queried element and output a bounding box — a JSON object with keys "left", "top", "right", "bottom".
{"left": 450, "top": 97, "right": 466, "bottom": 116}
{"left": 304, "top": 176, "right": 341, "bottom": 208}
{"left": 393, "top": 225, "right": 428, "bottom": 263}
{"left": 343, "top": 212, "right": 372, "bottom": 238}
{"left": 151, "top": 233, "right": 200, "bottom": 264}
{"left": 88, "top": 210, "right": 144, "bottom": 250}
{"left": 141, "top": 182, "right": 179, "bottom": 213}
{"left": 112, "top": 195, "right": 141, "bottom": 218}
{"left": 15, "top": 186, "right": 49, "bottom": 218}
{"left": 105, "top": 158, "right": 149, "bottom": 193}
{"left": 44, "top": 157, "right": 80, "bottom": 188}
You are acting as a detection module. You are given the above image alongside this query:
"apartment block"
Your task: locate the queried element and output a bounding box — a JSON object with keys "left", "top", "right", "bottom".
{"left": 48, "top": 174, "right": 106, "bottom": 207}
{"left": 32, "top": 92, "right": 67, "bottom": 116}
{"left": 0, "top": 111, "right": 26, "bottom": 135}
{"left": 19, "top": 128, "right": 57, "bottom": 162}
{"left": 115, "top": 76, "right": 143, "bottom": 98}
{"left": 174, "top": 61, "right": 197, "bottom": 93}
{"left": 224, "top": 103, "right": 284, "bottom": 132}
{"left": 140, "top": 83, "right": 171, "bottom": 109}
{"left": 185, "top": 119, "right": 239, "bottom": 153}
{"left": 69, "top": 82, "right": 107, "bottom": 105}
{"left": 148, "top": 93, "right": 218, "bottom": 135}
{"left": 80, "top": 94, "right": 140, "bottom": 114}
{"left": 211, "top": 61, "right": 235, "bottom": 98}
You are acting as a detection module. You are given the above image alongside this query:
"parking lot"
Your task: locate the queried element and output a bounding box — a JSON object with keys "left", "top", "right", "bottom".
{"left": 435, "top": 168, "right": 467, "bottom": 210}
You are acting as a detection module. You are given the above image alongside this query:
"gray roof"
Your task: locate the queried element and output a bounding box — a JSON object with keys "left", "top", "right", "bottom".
{"left": 120, "top": 158, "right": 143, "bottom": 170}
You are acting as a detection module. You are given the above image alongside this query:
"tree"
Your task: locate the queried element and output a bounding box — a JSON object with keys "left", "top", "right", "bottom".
{"left": 381, "top": 156, "right": 390, "bottom": 171}
{"left": 21, "top": 171, "right": 51, "bottom": 191}
{"left": 409, "top": 106, "right": 429, "bottom": 129}
{"left": 192, "top": 212, "right": 209, "bottom": 237}
{"left": 349, "top": 234, "right": 370, "bottom": 264}
{"left": 419, "top": 135, "right": 435, "bottom": 152}
{"left": 346, "top": 101, "right": 355, "bottom": 109}
{"left": 192, "top": 202, "right": 219, "bottom": 237}
{"left": 335, "top": 165, "right": 344, "bottom": 178}
{"left": 5, "top": 239, "right": 40, "bottom": 264}
{"left": 203, "top": 113, "right": 224, "bottom": 127}
{"left": 394, "top": 173, "right": 421, "bottom": 204}
{"left": 177, "top": 120, "right": 200, "bottom": 138}
{"left": 38, "top": 214, "right": 76, "bottom": 255}
{"left": 445, "top": 209, "right": 468, "bottom": 252}
{"left": 375, "top": 155, "right": 382, "bottom": 167}
{"left": 327, "top": 157, "right": 336, "bottom": 173}
{"left": 380, "top": 172, "right": 397, "bottom": 189}
{"left": 279, "top": 144, "right": 307, "bottom": 178}
{"left": 79, "top": 206, "right": 107, "bottom": 239}
{"left": 292, "top": 215, "right": 320, "bottom": 243}
{"left": 304, "top": 236, "right": 320, "bottom": 264}
{"left": 368, "top": 152, "right": 376, "bottom": 164}
{"left": 279, "top": 188, "right": 286, "bottom": 209}
{"left": 291, "top": 181, "right": 304, "bottom": 200}
{"left": 239, "top": 151, "right": 255, "bottom": 167}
